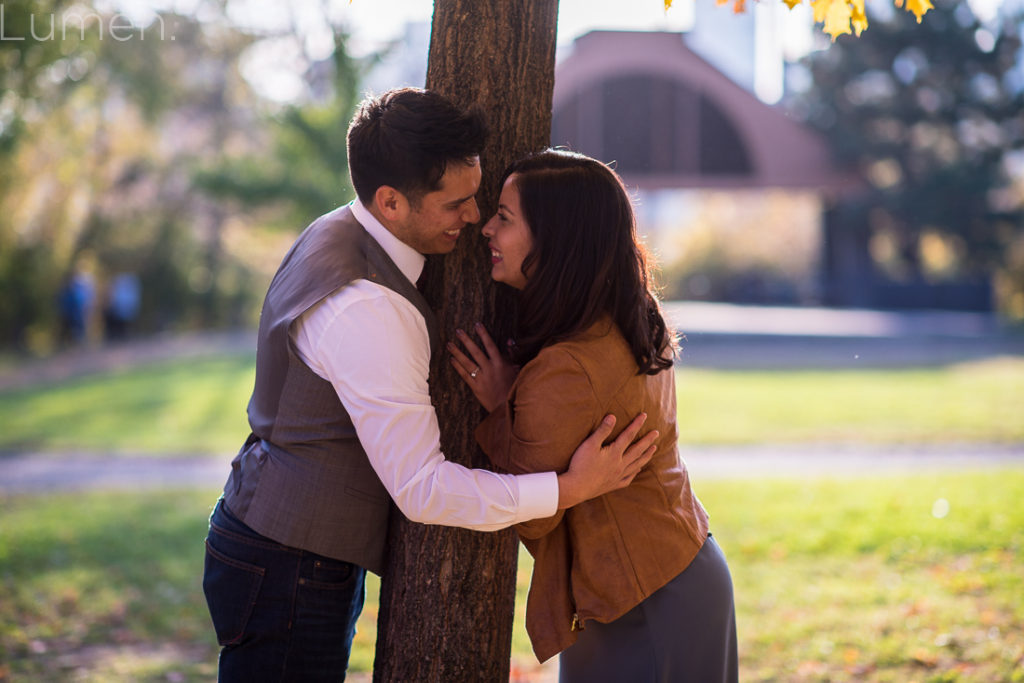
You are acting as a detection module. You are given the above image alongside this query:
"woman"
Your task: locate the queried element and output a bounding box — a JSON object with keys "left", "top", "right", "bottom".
{"left": 449, "top": 149, "right": 738, "bottom": 682}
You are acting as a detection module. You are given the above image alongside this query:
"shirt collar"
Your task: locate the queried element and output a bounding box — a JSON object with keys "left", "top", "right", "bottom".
{"left": 350, "top": 198, "right": 426, "bottom": 285}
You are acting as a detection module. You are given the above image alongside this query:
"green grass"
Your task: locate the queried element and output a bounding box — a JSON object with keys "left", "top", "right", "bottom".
{"left": 675, "top": 356, "right": 1024, "bottom": 444}
{"left": 0, "top": 490, "right": 220, "bottom": 682}
{"left": 3, "top": 472, "right": 1023, "bottom": 681}
{"left": 700, "top": 472, "right": 1024, "bottom": 682}
{"left": 0, "top": 354, "right": 255, "bottom": 455}
{"left": 2, "top": 349, "right": 1022, "bottom": 679}
{"left": 1, "top": 354, "right": 1023, "bottom": 456}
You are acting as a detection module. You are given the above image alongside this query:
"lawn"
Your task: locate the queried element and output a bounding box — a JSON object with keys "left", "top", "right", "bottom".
{"left": 2, "top": 471, "right": 1023, "bottom": 681}
{"left": 675, "top": 357, "right": 1024, "bottom": 445}
{"left": 2, "top": 354, "right": 1023, "bottom": 454}
{"left": 2, "top": 350, "right": 1022, "bottom": 680}
{"left": 0, "top": 354, "right": 256, "bottom": 455}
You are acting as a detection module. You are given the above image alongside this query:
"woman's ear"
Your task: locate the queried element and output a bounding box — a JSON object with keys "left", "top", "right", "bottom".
{"left": 373, "top": 185, "right": 410, "bottom": 223}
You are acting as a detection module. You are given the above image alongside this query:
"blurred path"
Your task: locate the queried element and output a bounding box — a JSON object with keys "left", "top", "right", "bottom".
{"left": 2, "top": 304, "right": 1021, "bottom": 495}
{"left": 2, "top": 443, "right": 1022, "bottom": 495}
{"left": 1, "top": 304, "right": 1021, "bottom": 393}
{"left": 0, "top": 330, "right": 256, "bottom": 392}
{"left": 662, "top": 302, "right": 1024, "bottom": 369}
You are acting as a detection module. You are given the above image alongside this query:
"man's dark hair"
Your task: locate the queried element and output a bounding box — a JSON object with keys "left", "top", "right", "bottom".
{"left": 347, "top": 88, "right": 487, "bottom": 205}
{"left": 504, "top": 149, "right": 675, "bottom": 375}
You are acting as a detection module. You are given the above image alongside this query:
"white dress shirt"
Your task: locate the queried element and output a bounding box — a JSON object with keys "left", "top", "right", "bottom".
{"left": 291, "top": 199, "right": 558, "bottom": 531}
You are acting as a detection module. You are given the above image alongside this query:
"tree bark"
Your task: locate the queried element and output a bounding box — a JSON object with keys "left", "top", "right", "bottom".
{"left": 374, "top": 1, "right": 559, "bottom": 681}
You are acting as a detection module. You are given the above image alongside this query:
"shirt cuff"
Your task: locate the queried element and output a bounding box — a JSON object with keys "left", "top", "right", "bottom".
{"left": 515, "top": 471, "right": 559, "bottom": 521}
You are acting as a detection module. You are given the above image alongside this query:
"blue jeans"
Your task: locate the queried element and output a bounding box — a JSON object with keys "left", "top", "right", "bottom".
{"left": 203, "top": 499, "right": 366, "bottom": 682}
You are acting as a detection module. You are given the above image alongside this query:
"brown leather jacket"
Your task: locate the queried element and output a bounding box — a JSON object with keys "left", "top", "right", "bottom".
{"left": 476, "top": 316, "right": 710, "bottom": 662}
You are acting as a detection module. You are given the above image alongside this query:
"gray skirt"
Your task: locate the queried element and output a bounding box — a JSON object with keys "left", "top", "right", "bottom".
{"left": 558, "top": 534, "right": 738, "bottom": 683}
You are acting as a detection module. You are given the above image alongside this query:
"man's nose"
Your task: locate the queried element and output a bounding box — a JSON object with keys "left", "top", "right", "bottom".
{"left": 463, "top": 198, "right": 481, "bottom": 225}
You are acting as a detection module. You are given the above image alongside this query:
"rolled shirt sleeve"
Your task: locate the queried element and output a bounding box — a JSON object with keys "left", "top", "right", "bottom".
{"left": 292, "top": 279, "right": 558, "bottom": 531}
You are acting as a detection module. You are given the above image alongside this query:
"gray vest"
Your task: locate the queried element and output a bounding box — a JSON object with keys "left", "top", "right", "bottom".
{"left": 221, "top": 205, "right": 439, "bottom": 575}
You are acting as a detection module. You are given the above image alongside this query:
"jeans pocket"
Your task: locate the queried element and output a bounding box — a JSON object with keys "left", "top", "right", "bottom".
{"left": 203, "top": 538, "right": 265, "bottom": 645}
{"left": 307, "top": 557, "right": 355, "bottom": 588}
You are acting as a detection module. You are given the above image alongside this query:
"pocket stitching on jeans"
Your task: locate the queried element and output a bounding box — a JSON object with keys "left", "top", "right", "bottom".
{"left": 205, "top": 538, "right": 268, "bottom": 576}
{"left": 302, "top": 574, "right": 355, "bottom": 590}
{"left": 204, "top": 539, "right": 265, "bottom": 645}
{"left": 209, "top": 521, "right": 295, "bottom": 553}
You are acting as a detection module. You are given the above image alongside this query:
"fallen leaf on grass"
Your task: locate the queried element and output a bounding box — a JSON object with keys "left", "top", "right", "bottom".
{"left": 911, "top": 647, "right": 939, "bottom": 667}
{"left": 796, "top": 660, "right": 827, "bottom": 675}
{"left": 901, "top": 599, "right": 931, "bottom": 616}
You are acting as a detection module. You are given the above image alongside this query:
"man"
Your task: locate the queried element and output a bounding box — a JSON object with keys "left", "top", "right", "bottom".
{"left": 202, "top": 88, "right": 657, "bottom": 681}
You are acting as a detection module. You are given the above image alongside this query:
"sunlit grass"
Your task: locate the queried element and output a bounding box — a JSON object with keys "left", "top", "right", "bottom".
{"left": 2, "top": 348, "right": 1022, "bottom": 677}
{"left": 0, "top": 354, "right": 255, "bottom": 455}
{"left": 0, "top": 490, "right": 220, "bottom": 682}
{"left": 2, "top": 354, "right": 1023, "bottom": 457}
{"left": 698, "top": 472, "right": 1024, "bottom": 681}
{"left": 675, "top": 356, "right": 1024, "bottom": 444}
{"left": 3, "top": 471, "right": 1022, "bottom": 681}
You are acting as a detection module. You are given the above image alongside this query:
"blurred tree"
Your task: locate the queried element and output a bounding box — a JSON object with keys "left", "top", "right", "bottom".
{"left": 0, "top": 0, "right": 93, "bottom": 348}
{"left": 0, "top": 7, "right": 268, "bottom": 349}
{"left": 789, "top": 0, "right": 1024, "bottom": 305}
{"left": 192, "top": 21, "right": 365, "bottom": 229}
{"left": 88, "top": 12, "right": 263, "bottom": 328}
{"left": 0, "top": 0, "right": 78, "bottom": 157}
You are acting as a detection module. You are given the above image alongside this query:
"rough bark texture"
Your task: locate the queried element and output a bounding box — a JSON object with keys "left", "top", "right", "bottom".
{"left": 373, "top": 2, "right": 558, "bottom": 681}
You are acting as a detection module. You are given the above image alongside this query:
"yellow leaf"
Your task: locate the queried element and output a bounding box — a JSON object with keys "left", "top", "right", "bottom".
{"left": 851, "top": 0, "right": 869, "bottom": 34}
{"left": 783, "top": 0, "right": 803, "bottom": 7}
{"left": 811, "top": 0, "right": 831, "bottom": 22}
{"left": 824, "top": 0, "right": 853, "bottom": 40}
{"left": 904, "top": 0, "right": 934, "bottom": 22}
{"left": 665, "top": 0, "right": 674, "bottom": 10}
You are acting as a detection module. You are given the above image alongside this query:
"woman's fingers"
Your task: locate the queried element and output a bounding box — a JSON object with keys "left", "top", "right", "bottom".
{"left": 447, "top": 341, "right": 479, "bottom": 377}
{"left": 450, "top": 355, "right": 469, "bottom": 381}
{"left": 473, "top": 322, "right": 502, "bottom": 359}
{"left": 455, "top": 328, "right": 490, "bottom": 368}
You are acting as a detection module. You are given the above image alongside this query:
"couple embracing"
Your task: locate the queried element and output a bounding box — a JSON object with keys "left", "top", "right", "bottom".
{"left": 202, "top": 87, "right": 737, "bottom": 682}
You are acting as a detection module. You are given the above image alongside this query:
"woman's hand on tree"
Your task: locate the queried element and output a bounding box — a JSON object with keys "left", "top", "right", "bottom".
{"left": 448, "top": 323, "right": 518, "bottom": 413}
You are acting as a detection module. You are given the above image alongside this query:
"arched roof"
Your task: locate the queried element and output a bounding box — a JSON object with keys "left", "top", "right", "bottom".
{"left": 552, "top": 31, "right": 858, "bottom": 193}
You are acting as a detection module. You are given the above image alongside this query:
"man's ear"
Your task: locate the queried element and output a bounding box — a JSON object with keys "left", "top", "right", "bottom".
{"left": 373, "top": 185, "right": 409, "bottom": 222}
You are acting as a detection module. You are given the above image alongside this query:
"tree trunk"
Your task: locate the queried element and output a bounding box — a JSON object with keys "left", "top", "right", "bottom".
{"left": 373, "top": 1, "right": 559, "bottom": 681}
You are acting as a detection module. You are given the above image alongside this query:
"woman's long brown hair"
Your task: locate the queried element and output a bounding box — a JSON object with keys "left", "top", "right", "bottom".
{"left": 503, "top": 149, "right": 675, "bottom": 375}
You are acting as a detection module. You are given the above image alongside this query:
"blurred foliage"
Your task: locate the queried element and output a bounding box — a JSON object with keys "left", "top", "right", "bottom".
{"left": 653, "top": 190, "right": 823, "bottom": 304}
{"left": 0, "top": 0, "right": 77, "bottom": 157}
{"left": 667, "top": 0, "right": 936, "bottom": 41}
{"left": 0, "top": 3, "right": 367, "bottom": 353}
{"left": 192, "top": 26, "right": 363, "bottom": 228}
{"left": 788, "top": 0, "right": 1024, "bottom": 314}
